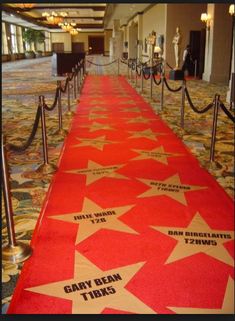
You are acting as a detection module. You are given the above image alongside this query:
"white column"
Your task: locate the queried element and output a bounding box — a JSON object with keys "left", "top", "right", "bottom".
{"left": 203, "top": 4, "right": 233, "bottom": 84}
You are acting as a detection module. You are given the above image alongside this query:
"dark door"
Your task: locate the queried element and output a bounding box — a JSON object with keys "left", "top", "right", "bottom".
{"left": 52, "top": 43, "right": 64, "bottom": 53}
{"left": 88, "top": 36, "right": 104, "bottom": 55}
{"left": 189, "top": 30, "right": 206, "bottom": 78}
{"left": 72, "top": 42, "right": 85, "bottom": 53}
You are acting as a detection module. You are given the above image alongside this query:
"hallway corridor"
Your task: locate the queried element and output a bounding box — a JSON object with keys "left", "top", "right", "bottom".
{"left": 7, "top": 74, "right": 234, "bottom": 314}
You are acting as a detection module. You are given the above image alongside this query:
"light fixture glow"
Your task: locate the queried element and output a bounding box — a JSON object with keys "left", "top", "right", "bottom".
{"left": 229, "top": 4, "right": 234, "bottom": 16}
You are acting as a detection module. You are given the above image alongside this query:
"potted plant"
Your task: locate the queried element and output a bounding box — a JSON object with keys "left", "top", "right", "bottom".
{"left": 35, "top": 50, "right": 43, "bottom": 58}
{"left": 25, "top": 50, "right": 35, "bottom": 59}
{"left": 22, "top": 28, "right": 45, "bottom": 58}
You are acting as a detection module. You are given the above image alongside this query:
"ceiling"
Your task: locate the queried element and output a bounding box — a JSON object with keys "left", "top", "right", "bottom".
{"left": 2, "top": 3, "right": 151, "bottom": 32}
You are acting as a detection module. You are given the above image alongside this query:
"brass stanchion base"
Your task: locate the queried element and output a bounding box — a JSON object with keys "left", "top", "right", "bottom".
{"left": 54, "top": 128, "right": 68, "bottom": 137}
{"left": 177, "top": 127, "right": 185, "bottom": 138}
{"left": 35, "top": 162, "right": 58, "bottom": 175}
{"left": 2, "top": 242, "right": 32, "bottom": 263}
{"left": 65, "top": 110, "right": 75, "bottom": 117}
{"left": 202, "top": 160, "right": 223, "bottom": 171}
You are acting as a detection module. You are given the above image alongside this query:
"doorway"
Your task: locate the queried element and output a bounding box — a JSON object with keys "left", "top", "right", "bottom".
{"left": 189, "top": 30, "right": 206, "bottom": 78}
{"left": 52, "top": 43, "right": 64, "bottom": 53}
{"left": 88, "top": 36, "right": 104, "bottom": 55}
{"left": 72, "top": 42, "right": 85, "bottom": 53}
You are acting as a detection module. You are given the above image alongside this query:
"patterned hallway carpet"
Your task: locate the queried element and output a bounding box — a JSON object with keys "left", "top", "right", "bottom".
{"left": 2, "top": 55, "right": 234, "bottom": 313}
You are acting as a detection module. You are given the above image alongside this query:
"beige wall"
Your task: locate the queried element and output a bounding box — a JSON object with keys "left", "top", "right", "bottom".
{"left": 166, "top": 3, "right": 207, "bottom": 68}
{"left": 71, "top": 31, "right": 112, "bottom": 54}
{"left": 142, "top": 4, "right": 167, "bottom": 58}
{"left": 203, "top": 3, "right": 233, "bottom": 83}
{"left": 104, "top": 30, "right": 112, "bottom": 54}
{"left": 51, "top": 32, "right": 72, "bottom": 52}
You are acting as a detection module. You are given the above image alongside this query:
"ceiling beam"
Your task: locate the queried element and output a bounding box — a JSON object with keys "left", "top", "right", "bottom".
{"left": 38, "top": 17, "right": 104, "bottom": 21}
{"left": 12, "top": 5, "right": 106, "bottom": 12}
{"left": 2, "top": 4, "right": 47, "bottom": 28}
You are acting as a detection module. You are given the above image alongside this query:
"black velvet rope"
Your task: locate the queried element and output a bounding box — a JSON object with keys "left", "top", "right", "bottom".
{"left": 86, "top": 59, "right": 117, "bottom": 66}
{"left": 164, "top": 77, "right": 182, "bottom": 92}
{"left": 60, "top": 78, "right": 69, "bottom": 93}
{"left": 7, "top": 105, "right": 41, "bottom": 152}
{"left": 152, "top": 72, "right": 161, "bottom": 85}
{"left": 185, "top": 88, "right": 214, "bottom": 114}
{"left": 43, "top": 87, "right": 60, "bottom": 111}
{"left": 142, "top": 67, "right": 151, "bottom": 80}
{"left": 166, "top": 62, "right": 173, "bottom": 70}
{"left": 219, "top": 101, "right": 235, "bottom": 122}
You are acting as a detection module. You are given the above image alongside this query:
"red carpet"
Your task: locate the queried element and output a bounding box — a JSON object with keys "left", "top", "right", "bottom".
{"left": 8, "top": 75, "right": 234, "bottom": 314}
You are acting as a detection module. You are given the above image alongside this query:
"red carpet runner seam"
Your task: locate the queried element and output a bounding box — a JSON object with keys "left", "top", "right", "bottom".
{"left": 8, "top": 75, "right": 234, "bottom": 314}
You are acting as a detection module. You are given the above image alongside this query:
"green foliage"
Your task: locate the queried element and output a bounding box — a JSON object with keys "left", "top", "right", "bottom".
{"left": 22, "top": 28, "right": 45, "bottom": 45}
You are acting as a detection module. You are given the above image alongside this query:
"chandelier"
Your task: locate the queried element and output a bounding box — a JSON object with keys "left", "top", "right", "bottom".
{"left": 70, "top": 29, "right": 79, "bottom": 36}
{"left": 42, "top": 11, "right": 67, "bottom": 25}
{"left": 59, "top": 21, "right": 76, "bottom": 31}
{"left": 17, "top": 3, "right": 35, "bottom": 9}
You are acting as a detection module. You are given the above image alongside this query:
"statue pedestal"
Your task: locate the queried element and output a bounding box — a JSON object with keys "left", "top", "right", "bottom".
{"left": 169, "top": 69, "right": 184, "bottom": 80}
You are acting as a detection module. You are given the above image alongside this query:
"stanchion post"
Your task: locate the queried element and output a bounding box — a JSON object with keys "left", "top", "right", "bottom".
{"left": 2, "top": 135, "right": 32, "bottom": 263}
{"left": 127, "top": 59, "right": 129, "bottom": 79}
{"left": 180, "top": 79, "right": 186, "bottom": 129}
{"left": 160, "top": 67, "right": 165, "bottom": 111}
{"left": 65, "top": 74, "right": 74, "bottom": 117}
{"left": 209, "top": 94, "right": 220, "bottom": 163}
{"left": 135, "top": 63, "right": 138, "bottom": 87}
{"left": 77, "top": 64, "right": 80, "bottom": 92}
{"left": 36, "top": 96, "right": 57, "bottom": 174}
{"left": 141, "top": 64, "right": 144, "bottom": 93}
{"left": 117, "top": 58, "right": 120, "bottom": 76}
{"left": 55, "top": 81, "right": 68, "bottom": 137}
{"left": 72, "top": 67, "right": 76, "bottom": 99}
{"left": 150, "top": 67, "right": 153, "bottom": 99}
{"left": 130, "top": 62, "right": 133, "bottom": 82}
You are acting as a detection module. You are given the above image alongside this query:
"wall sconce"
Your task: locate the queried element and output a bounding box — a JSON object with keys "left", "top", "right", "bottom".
{"left": 229, "top": 4, "right": 234, "bottom": 16}
{"left": 201, "top": 13, "right": 211, "bottom": 30}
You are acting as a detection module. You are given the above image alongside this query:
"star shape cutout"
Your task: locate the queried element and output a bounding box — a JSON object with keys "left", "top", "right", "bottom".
{"left": 25, "top": 252, "right": 155, "bottom": 314}
{"left": 127, "top": 117, "right": 152, "bottom": 124}
{"left": 121, "top": 107, "right": 141, "bottom": 113}
{"left": 90, "top": 100, "right": 107, "bottom": 105}
{"left": 128, "top": 129, "right": 163, "bottom": 142}
{"left": 131, "top": 146, "right": 183, "bottom": 165}
{"left": 89, "top": 122, "right": 114, "bottom": 133}
{"left": 119, "top": 100, "right": 136, "bottom": 105}
{"left": 137, "top": 174, "right": 207, "bottom": 205}
{"left": 49, "top": 197, "right": 138, "bottom": 243}
{"left": 151, "top": 212, "right": 234, "bottom": 265}
{"left": 65, "top": 160, "right": 129, "bottom": 185}
{"left": 90, "top": 107, "right": 107, "bottom": 112}
{"left": 168, "top": 276, "right": 234, "bottom": 314}
{"left": 88, "top": 113, "right": 108, "bottom": 121}
{"left": 71, "top": 136, "right": 116, "bottom": 151}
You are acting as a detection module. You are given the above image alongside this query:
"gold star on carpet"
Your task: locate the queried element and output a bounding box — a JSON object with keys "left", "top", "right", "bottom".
{"left": 25, "top": 252, "right": 155, "bottom": 314}
{"left": 89, "top": 122, "right": 114, "bottom": 132}
{"left": 137, "top": 174, "right": 207, "bottom": 205}
{"left": 151, "top": 212, "right": 234, "bottom": 265}
{"left": 90, "top": 107, "right": 107, "bottom": 112}
{"left": 65, "top": 160, "right": 129, "bottom": 185}
{"left": 168, "top": 276, "right": 234, "bottom": 313}
{"left": 90, "top": 100, "right": 107, "bottom": 105}
{"left": 88, "top": 113, "right": 108, "bottom": 121}
{"left": 119, "top": 100, "right": 136, "bottom": 105}
{"left": 50, "top": 198, "right": 138, "bottom": 243}
{"left": 131, "top": 146, "right": 183, "bottom": 165}
{"left": 121, "top": 107, "right": 141, "bottom": 113}
{"left": 128, "top": 129, "right": 162, "bottom": 141}
{"left": 127, "top": 117, "right": 152, "bottom": 124}
{"left": 71, "top": 136, "right": 115, "bottom": 151}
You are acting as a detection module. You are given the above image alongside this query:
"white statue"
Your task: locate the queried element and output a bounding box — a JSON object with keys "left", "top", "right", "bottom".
{"left": 172, "top": 27, "right": 181, "bottom": 69}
